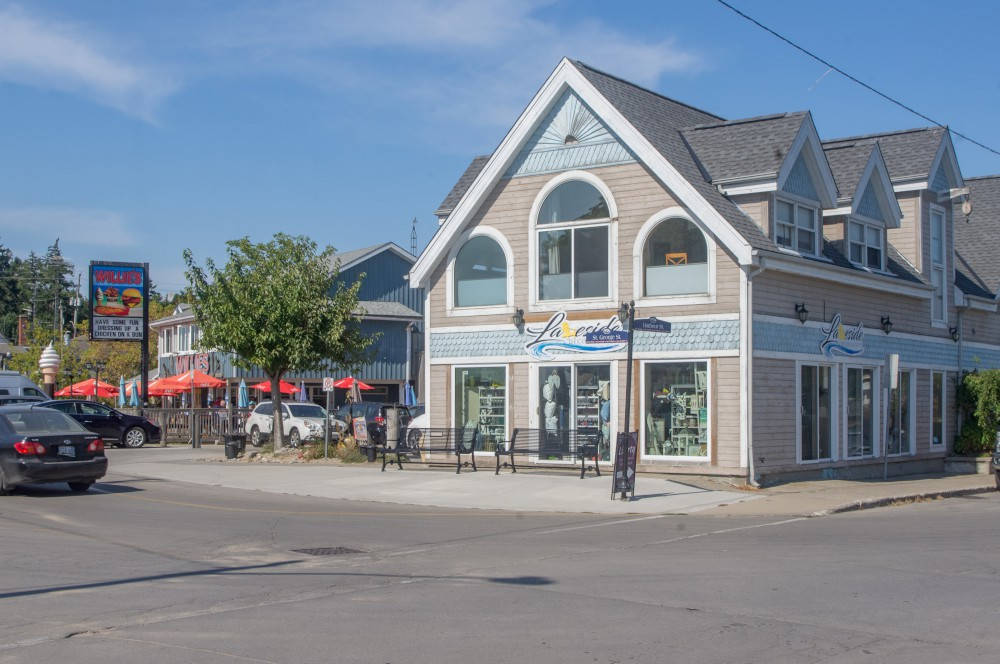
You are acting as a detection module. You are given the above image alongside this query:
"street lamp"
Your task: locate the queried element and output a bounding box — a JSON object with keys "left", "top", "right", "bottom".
{"left": 85, "top": 360, "right": 106, "bottom": 400}
{"left": 0, "top": 351, "right": 12, "bottom": 370}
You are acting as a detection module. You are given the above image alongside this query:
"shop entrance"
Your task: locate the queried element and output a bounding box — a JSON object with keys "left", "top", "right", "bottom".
{"left": 536, "top": 363, "right": 612, "bottom": 462}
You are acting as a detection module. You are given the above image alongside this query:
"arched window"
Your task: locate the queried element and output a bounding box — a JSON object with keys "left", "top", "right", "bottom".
{"left": 454, "top": 235, "right": 507, "bottom": 307}
{"left": 643, "top": 218, "right": 709, "bottom": 296}
{"left": 536, "top": 180, "right": 610, "bottom": 300}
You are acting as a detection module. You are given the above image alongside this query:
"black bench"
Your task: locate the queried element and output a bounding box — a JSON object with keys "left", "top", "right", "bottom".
{"left": 496, "top": 428, "right": 603, "bottom": 479}
{"left": 379, "top": 427, "right": 478, "bottom": 473}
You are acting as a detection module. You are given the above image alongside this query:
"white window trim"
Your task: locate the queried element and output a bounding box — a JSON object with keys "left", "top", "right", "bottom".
{"left": 451, "top": 363, "right": 509, "bottom": 456}
{"left": 445, "top": 225, "right": 516, "bottom": 317}
{"left": 929, "top": 203, "right": 947, "bottom": 326}
{"left": 887, "top": 368, "right": 917, "bottom": 457}
{"left": 632, "top": 206, "right": 716, "bottom": 307}
{"left": 846, "top": 218, "right": 887, "bottom": 273}
{"left": 795, "top": 360, "right": 839, "bottom": 464}
{"left": 929, "top": 370, "right": 947, "bottom": 448}
{"left": 639, "top": 358, "right": 712, "bottom": 462}
{"left": 528, "top": 170, "right": 618, "bottom": 312}
{"left": 774, "top": 193, "right": 821, "bottom": 257}
{"left": 841, "top": 364, "right": 880, "bottom": 460}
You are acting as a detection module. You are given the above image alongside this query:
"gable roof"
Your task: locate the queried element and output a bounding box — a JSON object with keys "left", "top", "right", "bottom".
{"left": 823, "top": 127, "right": 947, "bottom": 184}
{"left": 823, "top": 142, "right": 873, "bottom": 201}
{"left": 682, "top": 112, "right": 807, "bottom": 184}
{"left": 435, "top": 156, "right": 490, "bottom": 217}
{"left": 954, "top": 175, "right": 1000, "bottom": 299}
{"left": 333, "top": 242, "right": 415, "bottom": 272}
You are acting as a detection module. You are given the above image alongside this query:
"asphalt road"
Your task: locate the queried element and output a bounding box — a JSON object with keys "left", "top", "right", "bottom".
{"left": 1, "top": 467, "right": 998, "bottom": 663}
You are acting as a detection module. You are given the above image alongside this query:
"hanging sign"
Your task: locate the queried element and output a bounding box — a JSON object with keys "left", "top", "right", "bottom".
{"left": 819, "top": 313, "right": 864, "bottom": 358}
{"left": 89, "top": 262, "right": 148, "bottom": 341}
{"left": 632, "top": 317, "right": 672, "bottom": 333}
{"left": 525, "top": 312, "right": 627, "bottom": 359}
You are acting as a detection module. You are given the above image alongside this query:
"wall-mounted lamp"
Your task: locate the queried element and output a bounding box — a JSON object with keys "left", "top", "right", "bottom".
{"left": 794, "top": 303, "right": 809, "bottom": 324}
{"left": 880, "top": 315, "right": 893, "bottom": 335}
{"left": 512, "top": 308, "right": 525, "bottom": 334}
{"left": 949, "top": 326, "right": 960, "bottom": 343}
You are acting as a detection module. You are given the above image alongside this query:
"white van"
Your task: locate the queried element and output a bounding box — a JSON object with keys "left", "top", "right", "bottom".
{"left": 0, "top": 370, "right": 48, "bottom": 402}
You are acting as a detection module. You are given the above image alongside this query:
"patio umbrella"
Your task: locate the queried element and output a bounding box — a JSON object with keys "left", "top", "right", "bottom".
{"left": 332, "top": 376, "right": 374, "bottom": 391}
{"left": 237, "top": 379, "right": 249, "bottom": 408}
{"left": 132, "top": 377, "right": 179, "bottom": 397}
{"left": 250, "top": 379, "right": 299, "bottom": 394}
{"left": 129, "top": 379, "right": 140, "bottom": 407}
{"left": 118, "top": 376, "right": 126, "bottom": 407}
{"left": 160, "top": 369, "right": 226, "bottom": 391}
{"left": 296, "top": 380, "right": 307, "bottom": 402}
{"left": 56, "top": 378, "right": 119, "bottom": 398}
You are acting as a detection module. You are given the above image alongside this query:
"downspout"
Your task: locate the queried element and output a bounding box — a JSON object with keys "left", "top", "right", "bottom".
{"left": 955, "top": 304, "right": 965, "bottom": 441}
{"left": 742, "top": 253, "right": 766, "bottom": 487}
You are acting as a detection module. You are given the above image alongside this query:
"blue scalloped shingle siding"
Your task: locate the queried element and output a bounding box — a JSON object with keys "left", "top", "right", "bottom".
{"left": 782, "top": 153, "right": 819, "bottom": 201}
{"left": 430, "top": 319, "right": 739, "bottom": 359}
{"left": 857, "top": 180, "right": 883, "bottom": 221}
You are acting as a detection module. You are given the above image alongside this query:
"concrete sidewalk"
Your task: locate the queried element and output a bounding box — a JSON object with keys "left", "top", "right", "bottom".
{"left": 104, "top": 447, "right": 996, "bottom": 516}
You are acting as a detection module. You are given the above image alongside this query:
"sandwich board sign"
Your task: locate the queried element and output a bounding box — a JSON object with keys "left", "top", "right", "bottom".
{"left": 612, "top": 432, "right": 639, "bottom": 499}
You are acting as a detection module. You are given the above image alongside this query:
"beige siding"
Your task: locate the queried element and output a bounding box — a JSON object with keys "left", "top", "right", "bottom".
{"left": 888, "top": 191, "right": 921, "bottom": 271}
{"left": 961, "top": 309, "right": 1000, "bottom": 345}
{"left": 730, "top": 192, "right": 770, "bottom": 238}
{"left": 714, "top": 355, "right": 741, "bottom": 468}
{"left": 752, "top": 357, "right": 797, "bottom": 468}
{"left": 510, "top": 363, "right": 529, "bottom": 431}
{"left": 822, "top": 214, "right": 845, "bottom": 243}
{"left": 429, "top": 365, "right": 450, "bottom": 428}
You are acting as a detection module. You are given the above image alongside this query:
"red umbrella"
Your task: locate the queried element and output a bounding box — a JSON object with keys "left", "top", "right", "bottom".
{"left": 126, "top": 377, "right": 178, "bottom": 397}
{"left": 55, "top": 378, "right": 119, "bottom": 398}
{"left": 160, "top": 370, "right": 226, "bottom": 392}
{"left": 332, "top": 376, "right": 374, "bottom": 390}
{"left": 250, "top": 379, "right": 300, "bottom": 394}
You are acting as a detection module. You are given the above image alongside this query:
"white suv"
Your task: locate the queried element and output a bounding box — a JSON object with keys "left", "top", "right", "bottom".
{"left": 246, "top": 401, "right": 336, "bottom": 447}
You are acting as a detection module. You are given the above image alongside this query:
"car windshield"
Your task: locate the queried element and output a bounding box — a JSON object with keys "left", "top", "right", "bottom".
{"left": 287, "top": 404, "right": 326, "bottom": 419}
{"left": 2, "top": 409, "right": 89, "bottom": 435}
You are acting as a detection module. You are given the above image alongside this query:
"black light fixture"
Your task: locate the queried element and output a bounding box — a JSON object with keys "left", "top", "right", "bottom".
{"left": 949, "top": 326, "right": 960, "bottom": 342}
{"left": 512, "top": 308, "right": 525, "bottom": 334}
{"left": 794, "top": 303, "right": 809, "bottom": 324}
{"left": 880, "top": 315, "right": 893, "bottom": 335}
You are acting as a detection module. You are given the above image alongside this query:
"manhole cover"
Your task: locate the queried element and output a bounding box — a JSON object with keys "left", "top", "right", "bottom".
{"left": 291, "top": 547, "right": 364, "bottom": 556}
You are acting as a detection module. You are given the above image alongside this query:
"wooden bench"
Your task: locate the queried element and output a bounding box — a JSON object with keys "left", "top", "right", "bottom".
{"left": 496, "top": 428, "right": 603, "bottom": 479}
{"left": 379, "top": 427, "right": 478, "bottom": 473}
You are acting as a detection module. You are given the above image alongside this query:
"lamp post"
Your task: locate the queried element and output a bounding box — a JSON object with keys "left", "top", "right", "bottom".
{"left": 39, "top": 343, "right": 61, "bottom": 398}
{"left": 84, "top": 360, "right": 106, "bottom": 401}
{"left": 1, "top": 351, "right": 12, "bottom": 370}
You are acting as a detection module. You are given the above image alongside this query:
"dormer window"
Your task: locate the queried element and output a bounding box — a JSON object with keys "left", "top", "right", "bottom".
{"left": 848, "top": 221, "right": 884, "bottom": 271}
{"left": 775, "top": 198, "right": 817, "bottom": 255}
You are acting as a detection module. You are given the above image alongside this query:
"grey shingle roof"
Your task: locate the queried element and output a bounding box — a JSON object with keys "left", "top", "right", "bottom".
{"left": 681, "top": 112, "right": 807, "bottom": 183}
{"left": 954, "top": 175, "right": 1000, "bottom": 298}
{"left": 822, "top": 141, "right": 873, "bottom": 202}
{"left": 823, "top": 127, "right": 945, "bottom": 183}
{"left": 332, "top": 242, "right": 414, "bottom": 270}
{"left": 355, "top": 300, "right": 421, "bottom": 319}
{"left": 572, "top": 61, "right": 776, "bottom": 253}
{"left": 435, "top": 156, "right": 490, "bottom": 217}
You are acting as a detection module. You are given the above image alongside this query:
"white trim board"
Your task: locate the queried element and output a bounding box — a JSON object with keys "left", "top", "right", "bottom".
{"left": 430, "top": 349, "right": 739, "bottom": 365}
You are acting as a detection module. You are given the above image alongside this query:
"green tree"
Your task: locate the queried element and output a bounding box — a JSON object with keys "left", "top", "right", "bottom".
{"left": 184, "top": 234, "right": 372, "bottom": 449}
{"left": 0, "top": 239, "right": 22, "bottom": 340}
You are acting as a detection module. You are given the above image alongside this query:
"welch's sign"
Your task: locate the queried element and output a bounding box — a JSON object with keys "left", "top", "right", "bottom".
{"left": 819, "top": 313, "right": 864, "bottom": 358}
{"left": 525, "top": 312, "right": 627, "bottom": 359}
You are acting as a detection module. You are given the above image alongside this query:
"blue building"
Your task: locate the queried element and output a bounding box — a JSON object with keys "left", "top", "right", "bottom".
{"left": 151, "top": 242, "right": 423, "bottom": 406}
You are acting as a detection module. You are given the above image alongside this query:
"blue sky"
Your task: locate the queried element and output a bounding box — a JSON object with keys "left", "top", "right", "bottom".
{"left": 1, "top": 0, "right": 998, "bottom": 295}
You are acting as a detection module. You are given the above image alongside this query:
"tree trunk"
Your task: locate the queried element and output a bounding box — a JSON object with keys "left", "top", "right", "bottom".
{"left": 271, "top": 373, "right": 284, "bottom": 450}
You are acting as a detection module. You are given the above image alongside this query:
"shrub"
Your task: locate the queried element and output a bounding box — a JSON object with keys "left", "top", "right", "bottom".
{"left": 955, "top": 370, "right": 1000, "bottom": 455}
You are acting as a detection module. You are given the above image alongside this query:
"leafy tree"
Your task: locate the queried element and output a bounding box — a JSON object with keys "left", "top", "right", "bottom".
{"left": 184, "top": 234, "right": 372, "bottom": 449}
{"left": 0, "top": 238, "right": 22, "bottom": 340}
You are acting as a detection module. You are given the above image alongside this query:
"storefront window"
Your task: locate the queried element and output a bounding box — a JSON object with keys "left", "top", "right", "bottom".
{"left": 644, "top": 362, "right": 708, "bottom": 458}
{"left": 932, "top": 371, "right": 945, "bottom": 446}
{"left": 846, "top": 367, "right": 875, "bottom": 457}
{"left": 642, "top": 218, "right": 709, "bottom": 296}
{"left": 800, "top": 364, "right": 832, "bottom": 461}
{"left": 454, "top": 367, "right": 506, "bottom": 452}
{"left": 454, "top": 236, "right": 507, "bottom": 307}
{"left": 537, "top": 364, "right": 612, "bottom": 461}
{"left": 887, "top": 370, "right": 913, "bottom": 455}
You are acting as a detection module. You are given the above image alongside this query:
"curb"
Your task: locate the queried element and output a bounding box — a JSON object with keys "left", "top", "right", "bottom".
{"left": 810, "top": 485, "right": 996, "bottom": 517}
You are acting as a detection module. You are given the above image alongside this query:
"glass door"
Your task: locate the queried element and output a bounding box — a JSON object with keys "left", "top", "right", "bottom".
{"left": 537, "top": 364, "right": 612, "bottom": 462}
{"left": 574, "top": 364, "right": 612, "bottom": 461}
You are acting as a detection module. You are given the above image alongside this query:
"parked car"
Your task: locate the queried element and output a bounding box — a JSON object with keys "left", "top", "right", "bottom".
{"left": 332, "top": 402, "right": 412, "bottom": 452}
{"left": 0, "top": 404, "right": 108, "bottom": 494}
{"left": 245, "top": 400, "right": 339, "bottom": 447}
{"left": 0, "top": 371, "right": 48, "bottom": 400}
{"left": 0, "top": 395, "right": 46, "bottom": 406}
{"left": 37, "top": 400, "right": 161, "bottom": 448}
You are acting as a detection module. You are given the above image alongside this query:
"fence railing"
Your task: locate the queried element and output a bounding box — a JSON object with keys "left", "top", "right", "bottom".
{"left": 121, "top": 407, "right": 252, "bottom": 444}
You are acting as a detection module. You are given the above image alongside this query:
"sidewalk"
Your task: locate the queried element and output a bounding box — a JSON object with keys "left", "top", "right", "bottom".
{"left": 104, "top": 447, "right": 996, "bottom": 516}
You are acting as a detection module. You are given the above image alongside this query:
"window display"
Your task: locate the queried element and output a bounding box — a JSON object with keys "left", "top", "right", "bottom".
{"left": 454, "top": 366, "right": 506, "bottom": 452}
{"left": 536, "top": 364, "right": 612, "bottom": 461}
{"left": 644, "top": 362, "right": 708, "bottom": 457}
{"left": 846, "top": 367, "right": 875, "bottom": 457}
{"left": 800, "top": 364, "right": 833, "bottom": 461}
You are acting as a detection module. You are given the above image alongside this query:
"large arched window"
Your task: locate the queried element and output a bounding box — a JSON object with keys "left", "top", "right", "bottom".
{"left": 642, "top": 218, "right": 709, "bottom": 297}
{"left": 536, "top": 180, "right": 610, "bottom": 301}
{"left": 454, "top": 235, "right": 508, "bottom": 307}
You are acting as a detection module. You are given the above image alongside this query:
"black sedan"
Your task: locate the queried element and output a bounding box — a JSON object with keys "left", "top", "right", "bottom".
{"left": 0, "top": 404, "right": 108, "bottom": 494}
{"left": 37, "top": 400, "right": 161, "bottom": 448}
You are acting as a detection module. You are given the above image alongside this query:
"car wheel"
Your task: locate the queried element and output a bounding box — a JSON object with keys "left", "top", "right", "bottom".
{"left": 289, "top": 428, "right": 301, "bottom": 448}
{"left": 0, "top": 468, "right": 12, "bottom": 496}
{"left": 123, "top": 426, "right": 147, "bottom": 448}
{"left": 67, "top": 481, "right": 94, "bottom": 493}
{"left": 250, "top": 425, "right": 262, "bottom": 447}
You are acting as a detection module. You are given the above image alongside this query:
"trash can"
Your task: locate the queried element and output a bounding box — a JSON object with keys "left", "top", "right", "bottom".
{"left": 225, "top": 433, "right": 247, "bottom": 459}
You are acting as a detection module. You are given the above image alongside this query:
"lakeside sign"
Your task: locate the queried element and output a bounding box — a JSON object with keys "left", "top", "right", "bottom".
{"left": 525, "top": 312, "right": 627, "bottom": 359}
{"left": 819, "top": 313, "right": 864, "bottom": 358}
{"left": 89, "top": 262, "right": 148, "bottom": 341}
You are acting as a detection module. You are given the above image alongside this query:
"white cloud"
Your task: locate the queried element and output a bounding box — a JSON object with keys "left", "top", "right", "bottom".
{"left": 0, "top": 207, "right": 137, "bottom": 248}
{"left": 0, "top": 4, "right": 178, "bottom": 122}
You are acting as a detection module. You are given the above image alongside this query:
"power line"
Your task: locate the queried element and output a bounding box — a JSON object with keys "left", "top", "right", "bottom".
{"left": 714, "top": 0, "right": 1000, "bottom": 158}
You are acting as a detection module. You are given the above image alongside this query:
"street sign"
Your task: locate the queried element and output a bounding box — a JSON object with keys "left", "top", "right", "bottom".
{"left": 585, "top": 329, "right": 629, "bottom": 344}
{"left": 322, "top": 377, "right": 336, "bottom": 392}
{"left": 612, "top": 432, "right": 638, "bottom": 499}
{"left": 632, "top": 317, "right": 671, "bottom": 333}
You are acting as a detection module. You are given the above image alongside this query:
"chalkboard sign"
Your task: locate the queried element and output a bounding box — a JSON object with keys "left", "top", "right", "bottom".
{"left": 612, "top": 432, "right": 638, "bottom": 499}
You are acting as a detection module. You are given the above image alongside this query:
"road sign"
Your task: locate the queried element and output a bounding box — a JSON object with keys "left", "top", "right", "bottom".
{"left": 632, "top": 317, "right": 671, "bottom": 333}
{"left": 585, "top": 329, "right": 630, "bottom": 343}
{"left": 322, "top": 377, "right": 336, "bottom": 392}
